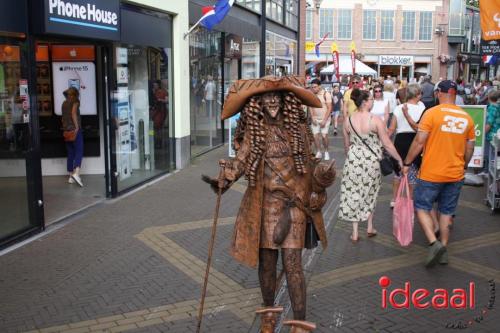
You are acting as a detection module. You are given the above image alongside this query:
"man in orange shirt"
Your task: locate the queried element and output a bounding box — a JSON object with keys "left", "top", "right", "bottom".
{"left": 403, "top": 80, "right": 475, "bottom": 267}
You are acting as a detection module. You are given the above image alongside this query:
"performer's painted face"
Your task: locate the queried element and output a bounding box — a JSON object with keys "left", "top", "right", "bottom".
{"left": 261, "top": 92, "right": 281, "bottom": 118}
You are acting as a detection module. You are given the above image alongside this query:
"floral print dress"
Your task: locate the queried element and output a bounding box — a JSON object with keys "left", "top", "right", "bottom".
{"left": 339, "top": 116, "right": 382, "bottom": 222}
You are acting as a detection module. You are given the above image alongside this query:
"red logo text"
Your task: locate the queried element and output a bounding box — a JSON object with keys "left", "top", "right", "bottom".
{"left": 379, "top": 276, "right": 475, "bottom": 309}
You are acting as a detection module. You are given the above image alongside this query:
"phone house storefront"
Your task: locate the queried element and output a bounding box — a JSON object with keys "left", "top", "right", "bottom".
{"left": 0, "top": 0, "right": 174, "bottom": 248}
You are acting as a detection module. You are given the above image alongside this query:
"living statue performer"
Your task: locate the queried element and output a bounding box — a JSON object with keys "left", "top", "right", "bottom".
{"left": 204, "top": 76, "right": 336, "bottom": 333}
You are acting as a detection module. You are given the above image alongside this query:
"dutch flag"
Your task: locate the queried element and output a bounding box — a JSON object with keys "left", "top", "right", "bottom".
{"left": 200, "top": 0, "right": 235, "bottom": 30}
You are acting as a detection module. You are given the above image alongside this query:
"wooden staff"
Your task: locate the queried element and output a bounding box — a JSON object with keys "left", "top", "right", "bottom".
{"left": 196, "top": 165, "right": 226, "bottom": 333}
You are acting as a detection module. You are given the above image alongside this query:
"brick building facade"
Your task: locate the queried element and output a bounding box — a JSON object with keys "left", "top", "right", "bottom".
{"left": 305, "top": 0, "right": 457, "bottom": 83}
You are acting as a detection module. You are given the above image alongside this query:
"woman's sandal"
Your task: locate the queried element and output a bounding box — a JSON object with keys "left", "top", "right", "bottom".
{"left": 367, "top": 229, "right": 378, "bottom": 237}
{"left": 350, "top": 235, "right": 360, "bottom": 243}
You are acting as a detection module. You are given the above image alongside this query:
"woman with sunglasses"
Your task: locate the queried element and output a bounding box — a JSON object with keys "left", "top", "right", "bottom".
{"left": 370, "top": 87, "right": 390, "bottom": 122}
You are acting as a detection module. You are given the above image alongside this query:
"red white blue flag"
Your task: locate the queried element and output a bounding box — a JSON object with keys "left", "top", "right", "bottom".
{"left": 200, "top": 0, "right": 235, "bottom": 30}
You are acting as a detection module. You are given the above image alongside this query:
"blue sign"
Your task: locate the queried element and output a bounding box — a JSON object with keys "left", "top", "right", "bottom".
{"left": 44, "top": 0, "right": 120, "bottom": 40}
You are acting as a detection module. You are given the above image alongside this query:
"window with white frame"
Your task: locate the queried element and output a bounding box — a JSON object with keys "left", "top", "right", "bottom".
{"left": 285, "top": 0, "right": 299, "bottom": 30}
{"left": 402, "top": 11, "right": 415, "bottom": 40}
{"left": 363, "top": 10, "right": 376, "bottom": 40}
{"left": 235, "top": 0, "right": 261, "bottom": 12}
{"left": 419, "top": 11, "right": 433, "bottom": 41}
{"left": 337, "top": 9, "right": 352, "bottom": 39}
{"left": 380, "top": 10, "right": 394, "bottom": 40}
{"left": 306, "top": 10, "right": 313, "bottom": 40}
{"left": 319, "top": 8, "right": 334, "bottom": 39}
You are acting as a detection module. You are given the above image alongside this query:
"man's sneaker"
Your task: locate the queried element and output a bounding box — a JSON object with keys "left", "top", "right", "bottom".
{"left": 324, "top": 152, "right": 330, "bottom": 161}
{"left": 390, "top": 201, "right": 395, "bottom": 209}
{"left": 315, "top": 151, "right": 322, "bottom": 159}
{"left": 333, "top": 129, "right": 338, "bottom": 136}
{"left": 439, "top": 249, "right": 448, "bottom": 265}
{"left": 425, "top": 241, "right": 446, "bottom": 268}
{"left": 71, "top": 174, "right": 84, "bottom": 187}
{"left": 68, "top": 176, "right": 75, "bottom": 184}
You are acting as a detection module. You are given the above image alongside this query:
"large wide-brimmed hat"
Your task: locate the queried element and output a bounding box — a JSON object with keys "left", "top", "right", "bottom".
{"left": 221, "top": 76, "right": 322, "bottom": 120}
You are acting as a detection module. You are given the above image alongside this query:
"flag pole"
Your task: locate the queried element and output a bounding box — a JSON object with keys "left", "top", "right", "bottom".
{"left": 184, "top": 19, "right": 203, "bottom": 39}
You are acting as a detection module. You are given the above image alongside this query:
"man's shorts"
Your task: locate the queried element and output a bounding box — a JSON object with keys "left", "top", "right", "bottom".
{"left": 311, "top": 118, "right": 331, "bottom": 135}
{"left": 414, "top": 178, "right": 464, "bottom": 216}
{"left": 331, "top": 110, "right": 340, "bottom": 118}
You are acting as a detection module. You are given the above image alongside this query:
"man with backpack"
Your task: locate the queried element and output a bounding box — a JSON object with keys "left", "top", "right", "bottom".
{"left": 309, "top": 79, "right": 333, "bottom": 160}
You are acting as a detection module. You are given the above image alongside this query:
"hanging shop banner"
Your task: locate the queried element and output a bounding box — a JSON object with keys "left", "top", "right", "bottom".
{"left": 228, "top": 113, "right": 240, "bottom": 158}
{"left": 52, "top": 61, "right": 97, "bottom": 116}
{"left": 461, "top": 105, "right": 486, "bottom": 168}
{"left": 42, "top": 0, "right": 120, "bottom": 40}
{"left": 479, "top": 0, "right": 500, "bottom": 41}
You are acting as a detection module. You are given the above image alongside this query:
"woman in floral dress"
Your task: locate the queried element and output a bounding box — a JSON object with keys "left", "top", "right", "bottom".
{"left": 339, "top": 89, "right": 402, "bottom": 242}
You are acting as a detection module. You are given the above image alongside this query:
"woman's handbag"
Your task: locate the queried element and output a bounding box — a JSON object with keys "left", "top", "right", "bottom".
{"left": 393, "top": 174, "right": 414, "bottom": 247}
{"left": 349, "top": 117, "right": 395, "bottom": 176}
{"left": 63, "top": 130, "right": 77, "bottom": 142}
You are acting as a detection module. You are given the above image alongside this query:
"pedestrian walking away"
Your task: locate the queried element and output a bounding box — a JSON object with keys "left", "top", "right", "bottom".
{"left": 339, "top": 88, "right": 402, "bottom": 243}
{"left": 387, "top": 83, "right": 426, "bottom": 208}
{"left": 479, "top": 90, "right": 500, "bottom": 177}
{"left": 61, "top": 87, "right": 84, "bottom": 187}
{"left": 309, "top": 79, "right": 333, "bottom": 160}
{"left": 331, "top": 84, "right": 343, "bottom": 136}
{"left": 403, "top": 80, "right": 475, "bottom": 268}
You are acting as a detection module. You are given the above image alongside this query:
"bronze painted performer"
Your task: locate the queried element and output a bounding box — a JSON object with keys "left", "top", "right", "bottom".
{"left": 205, "top": 76, "right": 335, "bottom": 333}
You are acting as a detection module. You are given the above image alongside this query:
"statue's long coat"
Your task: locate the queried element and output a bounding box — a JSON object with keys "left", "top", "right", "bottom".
{"left": 227, "top": 123, "right": 328, "bottom": 268}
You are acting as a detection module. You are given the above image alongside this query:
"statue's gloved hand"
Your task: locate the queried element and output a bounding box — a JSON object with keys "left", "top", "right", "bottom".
{"left": 201, "top": 175, "right": 231, "bottom": 195}
{"left": 312, "top": 159, "right": 336, "bottom": 192}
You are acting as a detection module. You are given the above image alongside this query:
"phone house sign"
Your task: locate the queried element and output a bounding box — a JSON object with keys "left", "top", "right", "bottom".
{"left": 379, "top": 55, "right": 414, "bottom": 66}
{"left": 44, "top": 0, "right": 120, "bottom": 40}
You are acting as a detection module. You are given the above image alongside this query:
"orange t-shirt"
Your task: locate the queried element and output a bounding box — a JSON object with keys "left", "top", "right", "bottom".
{"left": 418, "top": 104, "right": 475, "bottom": 182}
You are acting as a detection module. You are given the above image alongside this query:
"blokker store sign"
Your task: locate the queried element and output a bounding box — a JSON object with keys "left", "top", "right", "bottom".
{"left": 379, "top": 55, "right": 414, "bottom": 66}
{"left": 44, "top": 0, "right": 120, "bottom": 40}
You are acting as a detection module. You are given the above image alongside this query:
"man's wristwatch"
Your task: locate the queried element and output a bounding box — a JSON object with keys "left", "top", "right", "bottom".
{"left": 403, "top": 162, "right": 412, "bottom": 167}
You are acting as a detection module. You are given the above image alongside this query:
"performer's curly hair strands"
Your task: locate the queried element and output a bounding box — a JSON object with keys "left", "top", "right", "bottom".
{"left": 235, "top": 92, "right": 308, "bottom": 187}
{"left": 283, "top": 92, "right": 308, "bottom": 175}
{"left": 244, "top": 96, "right": 265, "bottom": 187}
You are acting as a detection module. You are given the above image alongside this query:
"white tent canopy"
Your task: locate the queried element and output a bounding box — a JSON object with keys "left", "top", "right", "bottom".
{"left": 320, "top": 56, "right": 377, "bottom": 76}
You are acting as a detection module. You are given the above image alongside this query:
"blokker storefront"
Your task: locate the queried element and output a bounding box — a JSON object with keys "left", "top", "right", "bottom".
{"left": 0, "top": 0, "right": 185, "bottom": 248}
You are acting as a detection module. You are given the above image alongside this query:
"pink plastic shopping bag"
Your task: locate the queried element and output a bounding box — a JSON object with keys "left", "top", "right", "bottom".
{"left": 393, "top": 174, "right": 414, "bottom": 247}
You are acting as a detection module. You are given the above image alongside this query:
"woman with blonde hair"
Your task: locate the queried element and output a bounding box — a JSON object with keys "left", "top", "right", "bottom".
{"left": 396, "top": 79, "right": 408, "bottom": 104}
{"left": 383, "top": 82, "right": 397, "bottom": 116}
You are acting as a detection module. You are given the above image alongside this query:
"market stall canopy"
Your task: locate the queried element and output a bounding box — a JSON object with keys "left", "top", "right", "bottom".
{"left": 414, "top": 66, "right": 429, "bottom": 73}
{"left": 320, "top": 56, "right": 377, "bottom": 76}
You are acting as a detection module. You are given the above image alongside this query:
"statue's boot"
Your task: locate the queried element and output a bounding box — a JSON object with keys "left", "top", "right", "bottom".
{"left": 283, "top": 320, "right": 316, "bottom": 333}
{"left": 255, "top": 306, "right": 283, "bottom": 333}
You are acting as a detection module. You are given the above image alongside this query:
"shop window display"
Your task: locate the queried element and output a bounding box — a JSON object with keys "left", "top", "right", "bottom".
{"left": 112, "top": 45, "right": 173, "bottom": 192}
{"left": 189, "top": 29, "right": 223, "bottom": 156}
{"left": 0, "top": 39, "right": 32, "bottom": 241}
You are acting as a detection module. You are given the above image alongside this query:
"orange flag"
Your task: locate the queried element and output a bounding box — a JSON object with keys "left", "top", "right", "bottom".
{"left": 480, "top": 0, "right": 500, "bottom": 41}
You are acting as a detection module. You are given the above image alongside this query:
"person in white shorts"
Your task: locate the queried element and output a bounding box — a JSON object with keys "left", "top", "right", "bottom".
{"left": 309, "top": 79, "right": 332, "bottom": 160}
